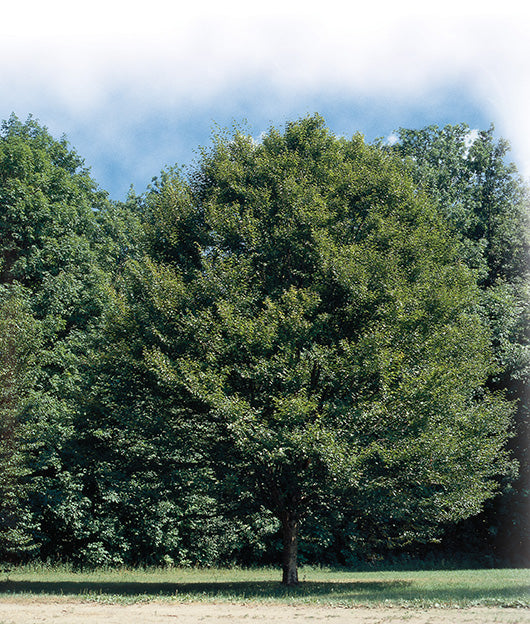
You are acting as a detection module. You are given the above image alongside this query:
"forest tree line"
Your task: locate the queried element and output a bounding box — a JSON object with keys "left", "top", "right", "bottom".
{"left": 0, "top": 114, "right": 528, "bottom": 582}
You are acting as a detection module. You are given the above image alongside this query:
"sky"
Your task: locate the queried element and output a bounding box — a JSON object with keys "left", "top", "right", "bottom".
{"left": 1, "top": 1, "right": 529, "bottom": 200}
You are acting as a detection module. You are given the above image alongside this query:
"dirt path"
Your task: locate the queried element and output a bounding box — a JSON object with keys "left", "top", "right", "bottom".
{"left": 1, "top": 600, "right": 529, "bottom": 624}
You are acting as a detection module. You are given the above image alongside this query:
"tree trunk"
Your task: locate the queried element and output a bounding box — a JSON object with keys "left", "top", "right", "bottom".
{"left": 281, "top": 513, "right": 299, "bottom": 586}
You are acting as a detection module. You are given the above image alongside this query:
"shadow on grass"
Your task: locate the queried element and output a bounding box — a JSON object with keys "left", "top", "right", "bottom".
{"left": 0, "top": 579, "right": 528, "bottom": 603}
{"left": 2, "top": 579, "right": 404, "bottom": 599}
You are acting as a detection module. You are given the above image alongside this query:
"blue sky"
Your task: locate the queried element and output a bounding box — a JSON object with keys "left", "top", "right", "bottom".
{"left": 1, "top": 1, "right": 529, "bottom": 200}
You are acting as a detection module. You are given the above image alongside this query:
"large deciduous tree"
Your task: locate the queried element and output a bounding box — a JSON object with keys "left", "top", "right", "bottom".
{"left": 142, "top": 116, "right": 513, "bottom": 584}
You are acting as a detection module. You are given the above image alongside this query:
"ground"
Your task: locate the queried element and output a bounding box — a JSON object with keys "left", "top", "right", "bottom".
{"left": 1, "top": 600, "right": 529, "bottom": 624}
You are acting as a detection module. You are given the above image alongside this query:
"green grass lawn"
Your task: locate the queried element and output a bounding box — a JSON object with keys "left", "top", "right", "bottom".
{"left": 0, "top": 565, "right": 528, "bottom": 608}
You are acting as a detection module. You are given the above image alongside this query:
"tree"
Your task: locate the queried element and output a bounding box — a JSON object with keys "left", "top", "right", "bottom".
{"left": 142, "top": 116, "right": 514, "bottom": 584}
{"left": 388, "top": 124, "right": 529, "bottom": 563}
{"left": 386, "top": 124, "right": 528, "bottom": 287}
{"left": 0, "top": 290, "right": 40, "bottom": 560}
{"left": 0, "top": 114, "right": 113, "bottom": 561}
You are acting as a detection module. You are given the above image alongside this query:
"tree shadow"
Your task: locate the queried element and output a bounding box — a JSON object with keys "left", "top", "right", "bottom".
{"left": 0, "top": 578, "right": 527, "bottom": 603}
{"left": 0, "top": 579, "right": 406, "bottom": 599}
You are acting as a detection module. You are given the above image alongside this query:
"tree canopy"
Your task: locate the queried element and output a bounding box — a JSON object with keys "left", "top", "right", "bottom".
{"left": 0, "top": 114, "right": 526, "bottom": 578}
{"left": 128, "top": 116, "right": 514, "bottom": 583}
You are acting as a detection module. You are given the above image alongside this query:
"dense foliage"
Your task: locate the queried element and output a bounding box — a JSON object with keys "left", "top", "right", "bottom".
{"left": 388, "top": 124, "right": 529, "bottom": 563}
{"left": 0, "top": 114, "right": 527, "bottom": 580}
{"left": 0, "top": 114, "right": 112, "bottom": 562}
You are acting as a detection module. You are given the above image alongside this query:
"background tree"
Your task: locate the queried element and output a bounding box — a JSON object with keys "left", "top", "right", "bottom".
{"left": 142, "top": 116, "right": 514, "bottom": 583}
{"left": 388, "top": 124, "right": 529, "bottom": 563}
{"left": 0, "top": 114, "right": 113, "bottom": 562}
{"left": 0, "top": 290, "right": 41, "bottom": 560}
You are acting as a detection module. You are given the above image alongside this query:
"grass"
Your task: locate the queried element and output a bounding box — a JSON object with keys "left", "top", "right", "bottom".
{"left": 0, "top": 564, "right": 528, "bottom": 608}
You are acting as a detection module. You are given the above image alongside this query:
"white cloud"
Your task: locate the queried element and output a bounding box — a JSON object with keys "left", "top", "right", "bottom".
{"left": 1, "top": 2, "right": 529, "bottom": 179}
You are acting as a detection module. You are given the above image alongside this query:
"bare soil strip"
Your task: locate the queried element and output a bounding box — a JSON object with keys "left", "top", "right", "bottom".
{"left": 1, "top": 600, "right": 529, "bottom": 624}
